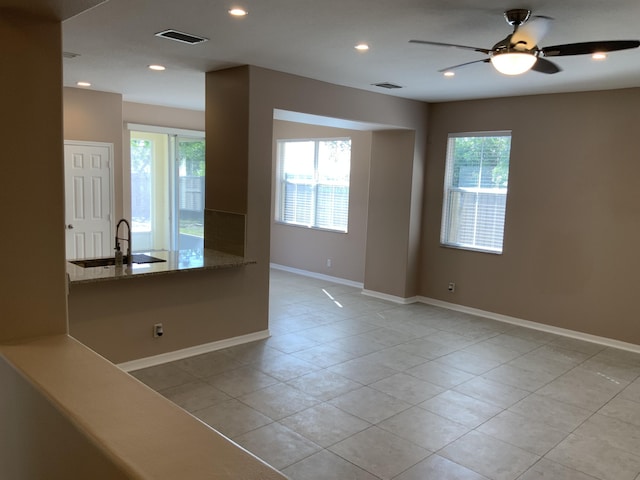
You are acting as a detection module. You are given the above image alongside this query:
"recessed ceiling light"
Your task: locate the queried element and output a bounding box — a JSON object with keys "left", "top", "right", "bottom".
{"left": 148, "top": 64, "right": 166, "bottom": 71}
{"left": 355, "top": 43, "right": 369, "bottom": 51}
{"left": 229, "top": 8, "right": 248, "bottom": 16}
{"left": 76, "top": 81, "right": 91, "bottom": 87}
{"left": 592, "top": 52, "right": 607, "bottom": 60}
{"left": 443, "top": 71, "right": 455, "bottom": 77}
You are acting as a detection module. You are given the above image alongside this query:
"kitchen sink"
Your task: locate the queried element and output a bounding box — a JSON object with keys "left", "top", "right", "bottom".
{"left": 69, "top": 254, "right": 166, "bottom": 268}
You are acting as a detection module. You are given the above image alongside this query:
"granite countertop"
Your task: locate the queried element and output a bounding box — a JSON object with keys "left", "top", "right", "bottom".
{"left": 67, "top": 249, "right": 255, "bottom": 285}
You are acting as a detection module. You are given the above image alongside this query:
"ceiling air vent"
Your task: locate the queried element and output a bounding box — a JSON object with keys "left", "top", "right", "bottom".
{"left": 155, "top": 29, "right": 209, "bottom": 45}
{"left": 372, "top": 82, "right": 403, "bottom": 89}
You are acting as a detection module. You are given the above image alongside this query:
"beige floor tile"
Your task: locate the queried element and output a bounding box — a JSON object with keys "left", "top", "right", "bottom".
{"left": 356, "top": 327, "right": 416, "bottom": 348}
{"left": 173, "top": 350, "right": 243, "bottom": 378}
{"left": 330, "top": 335, "right": 387, "bottom": 357}
{"left": 330, "top": 426, "right": 429, "bottom": 479}
{"left": 440, "top": 431, "right": 539, "bottom": 480}
{"left": 406, "top": 361, "right": 475, "bottom": 389}
{"left": 329, "top": 386, "right": 411, "bottom": 423}
{"left": 620, "top": 379, "right": 640, "bottom": 403}
{"left": 158, "top": 380, "right": 231, "bottom": 412}
{"left": 290, "top": 343, "right": 357, "bottom": 368}
{"left": 266, "top": 332, "right": 321, "bottom": 353}
{"left": 419, "top": 390, "right": 502, "bottom": 428}
{"left": 394, "top": 454, "right": 489, "bottom": 480}
{"left": 328, "top": 357, "right": 399, "bottom": 384}
{"left": 130, "top": 363, "right": 196, "bottom": 391}
{"left": 453, "top": 377, "right": 530, "bottom": 408}
{"left": 220, "top": 340, "right": 281, "bottom": 364}
{"left": 282, "top": 450, "right": 379, "bottom": 480}
{"left": 477, "top": 410, "right": 568, "bottom": 455}
{"left": 482, "top": 363, "right": 558, "bottom": 392}
{"left": 573, "top": 413, "right": 640, "bottom": 456}
{"left": 396, "top": 338, "right": 458, "bottom": 359}
{"left": 518, "top": 458, "right": 600, "bottom": 480}
{"left": 546, "top": 434, "right": 640, "bottom": 480}
{"left": 286, "top": 369, "right": 362, "bottom": 401}
{"left": 508, "top": 393, "right": 592, "bottom": 432}
{"left": 234, "top": 422, "right": 321, "bottom": 470}
{"left": 461, "top": 341, "right": 523, "bottom": 363}
{"left": 377, "top": 406, "right": 468, "bottom": 451}
{"left": 238, "top": 383, "right": 319, "bottom": 420}
{"left": 251, "top": 352, "right": 320, "bottom": 381}
{"left": 370, "top": 372, "right": 444, "bottom": 404}
{"left": 548, "top": 337, "right": 605, "bottom": 355}
{"left": 485, "top": 333, "right": 543, "bottom": 354}
{"left": 280, "top": 403, "right": 370, "bottom": 447}
{"left": 434, "top": 351, "right": 502, "bottom": 375}
{"left": 579, "top": 356, "right": 640, "bottom": 383}
{"left": 599, "top": 396, "right": 640, "bottom": 426}
{"left": 362, "top": 347, "right": 427, "bottom": 371}
{"left": 205, "top": 365, "right": 279, "bottom": 397}
{"left": 536, "top": 369, "right": 625, "bottom": 412}
{"left": 193, "top": 398, "right": 272, "bottom": 438}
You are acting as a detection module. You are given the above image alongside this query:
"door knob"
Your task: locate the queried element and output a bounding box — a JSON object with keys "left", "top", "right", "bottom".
{"left": 67, "top": 224, "right": 74, "bottom": 230}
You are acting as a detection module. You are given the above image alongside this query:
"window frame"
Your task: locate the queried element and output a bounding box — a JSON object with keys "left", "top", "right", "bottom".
{"left": 440, "top": 130, "right": 512, "bottom": 254}
{"left": 275, "top": 137, "right": 352, "bottom": 233}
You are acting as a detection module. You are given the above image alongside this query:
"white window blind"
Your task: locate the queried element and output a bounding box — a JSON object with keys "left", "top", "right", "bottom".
{"left": 276, "top": 138, "right": 351, "bottom": 232}
{"left": 441, "top": 132, "right": 512, "bottom": 253}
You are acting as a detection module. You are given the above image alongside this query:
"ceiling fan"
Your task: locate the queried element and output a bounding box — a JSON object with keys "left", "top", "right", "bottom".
{"left": 410, "top": 9, "right": 640, "bottom": 76}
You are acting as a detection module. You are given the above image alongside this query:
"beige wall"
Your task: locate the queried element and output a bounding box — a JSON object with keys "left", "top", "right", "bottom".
{"left": 230, "top": 66, "right": 428, "bottom": 298}
{"left": 270, "top": 121, "right": 372, "bottom": 283}
{"left": 365, "top": 130, "right": 419, "bottom": 297}
{"left": 0, "top": 356, "right": 130, "bottom": 480}
{"left": 421, "top": 88, "right": 640, "bottom": 344}
{"left": 0, "top": 10, "right": 67, "bottom": 341}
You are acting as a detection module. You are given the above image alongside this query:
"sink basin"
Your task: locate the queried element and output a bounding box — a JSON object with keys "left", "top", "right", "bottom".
{"left": 69, "top": 254, "right": 166, "bottom": 268}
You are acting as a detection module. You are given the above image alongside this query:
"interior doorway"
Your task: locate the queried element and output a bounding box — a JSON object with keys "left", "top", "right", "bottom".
{"left": 64, "top": 141, "right": 114, "bottom": 260}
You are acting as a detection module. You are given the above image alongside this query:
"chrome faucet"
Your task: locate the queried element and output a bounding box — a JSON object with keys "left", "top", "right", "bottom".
{"left": 115, "top": 219, "right": 132, "bottom": 267}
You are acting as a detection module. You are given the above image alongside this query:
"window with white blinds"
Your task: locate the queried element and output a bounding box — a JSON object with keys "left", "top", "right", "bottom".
{"left": 276, "top": 138, "right": 351, "bottom": 232}
{"left": 441, "top": 132, "right": 512, "bottom": 253}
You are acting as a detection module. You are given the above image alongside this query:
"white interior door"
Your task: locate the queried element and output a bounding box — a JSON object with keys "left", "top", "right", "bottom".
{"left": 64, "top": 141, "right": 114, "bottom": 260}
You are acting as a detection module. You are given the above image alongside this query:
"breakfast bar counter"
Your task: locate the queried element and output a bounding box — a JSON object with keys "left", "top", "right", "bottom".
{"left": 67, "top": 248, "right": 255, "bottom": 285}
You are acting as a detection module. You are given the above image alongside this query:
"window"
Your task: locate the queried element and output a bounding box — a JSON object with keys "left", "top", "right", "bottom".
{"left": 276, "top": 138, "right": 351, "bottom": 232}
{"left": 129, "top": 125, "right": 205, "bottom": 251}
{"left": 441, "top": 132, "right": 512, "bottom": 253}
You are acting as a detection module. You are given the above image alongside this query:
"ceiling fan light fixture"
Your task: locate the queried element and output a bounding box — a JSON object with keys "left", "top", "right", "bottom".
{"left": 592, "top": 52, "right": 607, "bottom": 60}
{"left": 490, "top": 51, "right": 537, "bottom": 75}
{"left": 443, "top": 71, "right": 455, "bottom": 77}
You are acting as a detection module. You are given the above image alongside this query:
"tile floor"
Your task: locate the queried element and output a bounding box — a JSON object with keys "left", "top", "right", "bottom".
{"left": 130, "top": 269, "right": 640, "bottom": 480}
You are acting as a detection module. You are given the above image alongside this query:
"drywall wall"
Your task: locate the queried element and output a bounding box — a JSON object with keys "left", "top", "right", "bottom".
{"left": 206, "top": 65, "right": 429, "bottom": 306}
{"left": 0, "top": 9, "right": 67, "bottom": 341}
{"left": 421, "top": 88, "right": 640, "bottom": 344}
{"left": 270, "top": 121, "right": 372, "bottom": 283}
{"left": 68, "top": 266, "right": 264, "bottom": 364}
{"left": 0, "top": 355, "right": 131, "bottom": 480}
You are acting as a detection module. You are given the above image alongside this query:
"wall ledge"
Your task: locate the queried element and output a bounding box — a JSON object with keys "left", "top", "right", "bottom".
{"left": 0, "top": 334, "right": 285, "bottom": 479}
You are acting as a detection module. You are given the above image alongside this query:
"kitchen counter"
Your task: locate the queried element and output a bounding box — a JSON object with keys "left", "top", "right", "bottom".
{"left": 67, "top": 248, "right": 255, "bottom": 285}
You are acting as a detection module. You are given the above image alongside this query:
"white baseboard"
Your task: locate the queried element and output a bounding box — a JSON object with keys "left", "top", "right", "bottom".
{"left": 117, "top": 330, "right": 271, "bottom": 372}
{"left": 419, "top": 296, "right": 640, "bottom": 354}
{"left": 270, "top": 263, "right": 364, "bottom": 289}
{"left": 362, "top": 289, "right": 418, "bottom": 305}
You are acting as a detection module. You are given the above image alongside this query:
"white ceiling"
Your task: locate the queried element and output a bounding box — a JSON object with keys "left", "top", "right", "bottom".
{"left": 61, "top": 0, "right": 640, "bottom": 111}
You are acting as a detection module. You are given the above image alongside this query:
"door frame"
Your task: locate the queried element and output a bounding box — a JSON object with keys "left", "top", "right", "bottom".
{"left": 64, "top": 140, "right": 115, "bottom": 257}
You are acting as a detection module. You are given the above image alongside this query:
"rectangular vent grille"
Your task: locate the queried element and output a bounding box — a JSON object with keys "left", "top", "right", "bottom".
{"left": 155, "top": 29, "right": 208, "bottom": 45}
{"left": 372, "top": 82, "right": 403, "bottom": 89}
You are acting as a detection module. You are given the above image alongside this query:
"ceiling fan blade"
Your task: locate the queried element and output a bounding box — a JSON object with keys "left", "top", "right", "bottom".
{"left": 438, "top": 59, "right": 490, "bottom": 72}
{"left": 531, "top": 57, "right": 561, "bottom": 74}
{"left": 511, "top": 16, "right": 553, "bottom": 50}
{"left": 409, "top": 39, "right": 490, "bottom": 55}
{"left": 542, "top": 40, "right": 640, "bottom": 57}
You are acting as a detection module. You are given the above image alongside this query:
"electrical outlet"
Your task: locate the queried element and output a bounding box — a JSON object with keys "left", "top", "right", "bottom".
{"left": 448, "top": 282, "right": 456, "bottom": 293}
{"left": 153, "top": 323, "right": 164, "bottom": 338}
{"left": 326, "top": 258, "right": 332, "bottom": 268}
